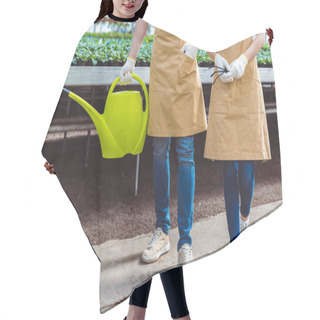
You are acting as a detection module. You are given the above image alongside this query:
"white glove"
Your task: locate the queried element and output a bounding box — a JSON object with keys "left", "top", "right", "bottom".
{"left": 181, "top": 43, "right": 198, "bottom": 59}
{"left": 214, "top": 53, "right": 233, "bottom": 83}
{"left": 120, "top": 57, "right": 136, "bottom": 85}
{"left": 219, "top": 72, "right": 234, "bottom": 83}
{"left": 230, "top": 54, "right": 248, "bottom": 79}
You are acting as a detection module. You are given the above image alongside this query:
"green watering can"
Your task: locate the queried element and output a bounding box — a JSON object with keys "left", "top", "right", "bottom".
{"left": 63, "top": 74, "right": 149, "bottom": 159}
{"left": 63, "top": 74, "right": 149, "bottom": 196}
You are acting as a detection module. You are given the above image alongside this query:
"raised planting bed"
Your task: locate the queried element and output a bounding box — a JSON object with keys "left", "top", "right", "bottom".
{"left": 72, "top": 34, "right": 272, "bottom": 67}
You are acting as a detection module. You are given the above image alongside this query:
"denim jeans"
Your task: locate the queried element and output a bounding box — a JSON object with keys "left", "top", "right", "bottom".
{"left": 153, "top": 136, "right": 195, "bottom": 251}
{"left": 223, "top": 160, "right": 255, "bottom": 242}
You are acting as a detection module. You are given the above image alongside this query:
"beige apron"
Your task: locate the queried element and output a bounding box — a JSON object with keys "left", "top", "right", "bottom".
{"left": 204, "top": 36, "right": 271, "bottom": 161}
{"left": 147, "top": 28, "right": 207, "bottom": 137}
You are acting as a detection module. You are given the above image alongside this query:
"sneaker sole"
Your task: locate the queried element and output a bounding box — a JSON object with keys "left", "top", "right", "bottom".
{"left": 141, "top": 242, "right": 170, "bottom": 264}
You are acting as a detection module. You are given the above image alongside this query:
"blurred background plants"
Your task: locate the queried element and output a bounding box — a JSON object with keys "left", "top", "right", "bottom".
{"left": 72, "top": 33, "right": 272, "bottom": 66}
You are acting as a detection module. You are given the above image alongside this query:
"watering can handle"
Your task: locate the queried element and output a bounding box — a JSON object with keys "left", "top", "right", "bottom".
{"left": 107, "top": 74, "right": 149, "bottom": 112}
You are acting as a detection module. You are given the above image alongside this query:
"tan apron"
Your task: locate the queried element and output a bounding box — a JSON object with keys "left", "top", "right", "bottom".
{"left": 147, "top": 28, "right": 207, "bottom": 137}
{"left": 204, "top": 36, "right": 271, "bottom": 161}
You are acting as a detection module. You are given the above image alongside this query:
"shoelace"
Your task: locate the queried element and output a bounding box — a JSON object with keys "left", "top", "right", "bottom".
{"left": 148, "top": 229, "right": 161, "bottom": 248}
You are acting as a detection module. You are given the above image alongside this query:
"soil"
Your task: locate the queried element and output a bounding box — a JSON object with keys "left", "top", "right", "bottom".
{"left": 43, "top": 116, "right": 282, "bottom": 246}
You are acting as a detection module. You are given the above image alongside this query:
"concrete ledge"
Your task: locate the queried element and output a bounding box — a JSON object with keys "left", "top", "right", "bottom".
{"left": 65, "top": 66, "right": 274, "bottom": 86}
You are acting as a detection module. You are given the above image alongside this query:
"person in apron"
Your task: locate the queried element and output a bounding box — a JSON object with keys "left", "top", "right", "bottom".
{"left": 120, "top": 20, "right": 207, "bottom": 265}
{"left": 204, "top": 33, "right": 271, "bottom": 242}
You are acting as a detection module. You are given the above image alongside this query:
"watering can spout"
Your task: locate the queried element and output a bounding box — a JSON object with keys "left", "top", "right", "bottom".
{"left": 65, "top": 89, "right": 102, "bottom": 124}
{"left": 64, "top": 88, "right": 124, "bottom": 157}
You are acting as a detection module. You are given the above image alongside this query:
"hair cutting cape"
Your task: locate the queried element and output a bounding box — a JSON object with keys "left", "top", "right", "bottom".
{"left": 42, "top": 15, "right": 282, "bottom": 313}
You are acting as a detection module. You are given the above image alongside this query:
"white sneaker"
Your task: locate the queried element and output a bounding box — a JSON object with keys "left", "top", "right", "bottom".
{"left": 178, "top": 244, "right": 193, "bottom": 265}
{"left": 240, "top": 216, "right": 250, "bottom": 232}
{"left": 141, "top": 228, "right": 170, "bottom": 263}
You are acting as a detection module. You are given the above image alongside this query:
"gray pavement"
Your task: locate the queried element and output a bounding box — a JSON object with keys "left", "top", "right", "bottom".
{"left": 93, "top": 200, "right": 282, "bottom": 313}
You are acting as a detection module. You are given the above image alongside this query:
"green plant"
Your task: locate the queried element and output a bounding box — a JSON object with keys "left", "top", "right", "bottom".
{"left": 72, "top": 35, "right": 272, "bottom": 66}
{"left": 256, "top": 43, "right": 272, "bottom": 65}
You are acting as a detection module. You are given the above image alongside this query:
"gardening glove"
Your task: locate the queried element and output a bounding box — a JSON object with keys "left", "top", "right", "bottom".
{"left": 219, "top": 71, "right": 234, "bottom": 83}
{"left": 181, "top": 43, "right": 198, "bottom": 59}
{"left": 230, "top": 54, "right": 248, "bottom": 79}
{"left": 214, "top": 53, "right": 233, "bottom": 83}
{"left": 120, "top": 57, "right": 136, "bottom": 85}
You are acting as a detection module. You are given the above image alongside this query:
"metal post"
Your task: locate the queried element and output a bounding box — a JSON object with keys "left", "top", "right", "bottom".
{"left": 135, "top": 154, "right": 140, "bottom": 196}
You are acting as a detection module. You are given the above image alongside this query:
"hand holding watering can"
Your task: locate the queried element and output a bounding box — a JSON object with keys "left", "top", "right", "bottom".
{"left": 120, "top": 57, "right": 136, "bottom": 85}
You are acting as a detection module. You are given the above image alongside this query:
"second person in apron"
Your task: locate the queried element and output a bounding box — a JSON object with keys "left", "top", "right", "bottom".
{"left": 120, "top": 20, "right": 207, "bottom": 265}
{"left": 204, "top": 33, "right": 271, "bottom": 242}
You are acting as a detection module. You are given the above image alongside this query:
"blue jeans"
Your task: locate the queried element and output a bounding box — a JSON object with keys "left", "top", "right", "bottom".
{"left": 153, "top": 136, "right": 195, "bottom": 251}
{"left": 223, "top": 161, "right": 255, "bottom": 242}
